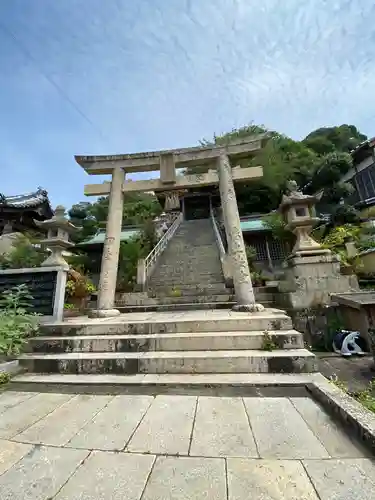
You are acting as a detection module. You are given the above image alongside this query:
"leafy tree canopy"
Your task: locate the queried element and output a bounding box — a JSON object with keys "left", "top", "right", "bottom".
{"left": 186, "top": 123, "right": 367, "bottom": 217}
{"left": 68, "top": 192, "right": 162, "bottom": 244}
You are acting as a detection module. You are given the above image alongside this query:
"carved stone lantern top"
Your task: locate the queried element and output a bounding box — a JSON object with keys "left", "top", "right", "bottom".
{"left": 279, "top": 180, "right": 319, "bottom": 226}
{"left": 280, "top": 180, "right": 316, "bottom": 209}
{"left": 35, "top": 206, "right": 78, "bottom": 268}
{"left": 36, "top": 205, "right": 77, "bottom": 234}
{"left": 278, "top": 180, "right": 329, "bottom": 258}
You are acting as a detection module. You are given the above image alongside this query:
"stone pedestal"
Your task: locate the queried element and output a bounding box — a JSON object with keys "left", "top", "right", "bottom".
{"left": 92, "top": 167, "right": 125, "bottom": 317}
{"left": 217, "top": 154, "right": 264, "bottom": 312}
{"left": 279, "top": 253, "right": 359, "bottom": 310}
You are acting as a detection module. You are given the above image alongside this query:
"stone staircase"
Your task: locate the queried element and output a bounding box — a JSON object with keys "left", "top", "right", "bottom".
{"left": 12, "top": 309, "right": 318, "bottom": 388}
{"left": 147, "top": 218, "right": 231, "bottom": 309}
{"left": 11, "top": 218, "right": 316, "bottom": 389}
{"left": 115, "top": 218, "right": 277, "bottom": 312}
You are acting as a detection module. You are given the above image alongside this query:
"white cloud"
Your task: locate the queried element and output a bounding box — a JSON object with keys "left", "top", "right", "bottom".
{"left": 0, "top": 0, "right": 374, "bottom": 205}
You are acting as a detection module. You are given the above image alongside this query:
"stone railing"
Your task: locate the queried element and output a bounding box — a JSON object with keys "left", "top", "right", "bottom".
{"left": 137, "top": 212, "right": 183, "bottom": 289}
{"left": 210, "top": 207, "right": 232, "bottom": 286}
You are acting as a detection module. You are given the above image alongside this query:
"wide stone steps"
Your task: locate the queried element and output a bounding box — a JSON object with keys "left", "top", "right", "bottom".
{"left": 17, "top": 349, "right": 317, "bottom": 374}
{"left": 27, "top": 330, "right": 303, "bottom": 353}
{"left": 39, "top": 310, "right": 293, "bottom": 335}
{"left": 12, "top": 372, "right": 322, "bottom": 389}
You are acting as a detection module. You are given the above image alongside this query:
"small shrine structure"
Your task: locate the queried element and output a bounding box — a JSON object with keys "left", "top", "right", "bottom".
{"left": 0, "top": 187, "right": 53, "bottom": 235}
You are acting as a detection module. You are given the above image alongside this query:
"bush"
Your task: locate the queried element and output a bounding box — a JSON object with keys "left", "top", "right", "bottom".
{"left": 245, "top": 245, "right": 257, "bottom": 270}
{"left": 0, "top": 234, "right": 46, "bottom": 269}
{"left": 117, "top": 219, "right": 158, "bottom": 291}
{"left": 0, "top": 284, "right": 39, "bottom": 356}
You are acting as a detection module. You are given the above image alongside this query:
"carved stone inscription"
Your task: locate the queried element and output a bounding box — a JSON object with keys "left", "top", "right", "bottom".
{"left": 0, "top": 271, "right": 57, "bottom": 315}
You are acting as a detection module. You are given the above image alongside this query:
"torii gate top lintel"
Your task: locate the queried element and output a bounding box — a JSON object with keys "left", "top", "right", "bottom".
{"left": 75, "top": 135, "right": 266, "bottom": 175}
{"left": 77, "top": 135, "right": 265, "bottom": 197}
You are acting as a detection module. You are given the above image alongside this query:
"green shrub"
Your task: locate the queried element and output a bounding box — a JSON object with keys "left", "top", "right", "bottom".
{"left": 0, "top": 234, "right": 46, "bottom": 269}
{"left": 0, "top": 284, "right": 39, "bottom": 356}
{"left": 0, "top": 372, "right": 10, "bottom": 385}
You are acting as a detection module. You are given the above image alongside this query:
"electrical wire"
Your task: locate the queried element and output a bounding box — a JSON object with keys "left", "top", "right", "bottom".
{"left": 0, "top": 21, "right": 110, "bottom": 145}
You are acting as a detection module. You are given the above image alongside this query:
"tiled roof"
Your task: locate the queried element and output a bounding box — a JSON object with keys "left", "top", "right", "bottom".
{"left": 78, "top": 228, "right": 140, "bottom": 246}
{"left": 0, "top": 187, "right": 52, "bottom": 211}
{"left": 240, "top": 219, "right": 268, "bottom": 232}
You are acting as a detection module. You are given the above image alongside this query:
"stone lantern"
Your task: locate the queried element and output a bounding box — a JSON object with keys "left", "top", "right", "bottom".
{"left": 279, "top": 180, "right": 330, "bottom": 258}
{"left": 36, "top": 205, "right": 77, "bottom": 268}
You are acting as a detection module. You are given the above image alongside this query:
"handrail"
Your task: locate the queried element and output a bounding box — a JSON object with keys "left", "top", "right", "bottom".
{"left": 210, "top": 206, "right": 226, "bottom": 257}
{"left": 143, "top": 212, "right": 183, "bottom": 282}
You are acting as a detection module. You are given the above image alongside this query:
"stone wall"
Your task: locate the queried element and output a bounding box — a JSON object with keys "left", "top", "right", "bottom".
{"left": 278, "top": 254, "right": 359, "bottom": 311}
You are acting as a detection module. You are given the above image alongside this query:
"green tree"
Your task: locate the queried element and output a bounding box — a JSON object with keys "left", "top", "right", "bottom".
{"left": 68, "top": 193, "right": 162, "bottom": 244}
{"left": 303, "top": 125, "right": 367, "bottom": 155}
{"left": 0, "top": 235, "right": 47, "bottom": 269}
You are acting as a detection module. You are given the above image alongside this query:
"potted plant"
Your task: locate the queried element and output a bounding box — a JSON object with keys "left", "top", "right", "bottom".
{"left": 251, "top": 270, "right": 265, "bottom": 287}
{"left": 65, "top": 269, "right": 96, "bottom": 313}
{"left": 63, "top": 302, "right": 81, "bottom": 319}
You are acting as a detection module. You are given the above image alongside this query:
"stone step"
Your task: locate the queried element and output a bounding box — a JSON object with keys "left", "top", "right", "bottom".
{"left": 11, "top": 372, "right": 323, "bottom": 390}
{"left": 116, "top": 302, "right": 235, "bottom": 312}
{"left": 40, "top": 310, "right": 293, "bottom": 336}
{"left": 147, "top": 287, "right": 230, "bottom": 297}
{"left": 149, "top": 273, "right": 224, "bottom": 286}
{"left": 17, "top": 349, "right": 318, "bottom": 374}
{"left": 151, "top": 267, "right": 223, "bottom": 273}
{"left": 28, "top": 330, "right": 303, "bottom": 353}
{"left": 149, "top": 279, "right": 225, "bottom": 287}
{"left": 149, "top": 282, "right": 228, "bottom": 290}
{"left": 139, "top": 294, "right": 235, "bottom": 304}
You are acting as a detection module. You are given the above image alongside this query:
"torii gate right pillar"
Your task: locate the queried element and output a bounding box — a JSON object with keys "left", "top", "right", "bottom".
{"left": 217, "top": 153, "right": 265, "bottom": 312}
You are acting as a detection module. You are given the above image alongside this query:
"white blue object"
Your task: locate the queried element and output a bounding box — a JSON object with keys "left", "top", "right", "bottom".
{"left": 332, "top": 330, "right": 367, "bottom": 357}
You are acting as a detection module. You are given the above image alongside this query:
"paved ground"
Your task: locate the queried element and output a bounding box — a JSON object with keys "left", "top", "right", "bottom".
{"left": 0, "top": 391, "right": 374, "bottom": 499}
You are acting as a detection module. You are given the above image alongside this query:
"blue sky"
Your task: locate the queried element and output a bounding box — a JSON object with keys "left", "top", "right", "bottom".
{"left": 0, "top": 0, "right": 374, "bottom": 208}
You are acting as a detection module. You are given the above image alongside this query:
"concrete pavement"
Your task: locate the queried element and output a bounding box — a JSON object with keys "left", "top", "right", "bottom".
{"left": 0, "top": 390, "right": 374, "bottom": 499}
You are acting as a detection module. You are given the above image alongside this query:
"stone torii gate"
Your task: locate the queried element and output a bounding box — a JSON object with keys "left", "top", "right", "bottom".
{"left": 75, "top": 136, "right": 265, "bottom": 316}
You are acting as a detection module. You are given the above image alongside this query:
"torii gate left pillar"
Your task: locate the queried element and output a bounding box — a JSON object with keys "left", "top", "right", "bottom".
{"left": 94, "top": 166, "right": 125, "bottom": 317}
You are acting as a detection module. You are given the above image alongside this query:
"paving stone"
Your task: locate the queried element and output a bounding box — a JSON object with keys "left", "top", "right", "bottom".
{"left": 68, "top": 395, "right": 154, "bottom": 450}
{"left": 14, "top": 394, "right": 113, "bottom": 446}
{"left": 0, "top": 391, "right": 37, "bottom": 413}
{"left": 0, "top": 393, "right": 73, "bottom": 439}
{"left": 0, "top": 445, "right": 88, "bottom": 500}
{"left": 190, "top": 396, "right": 258, "bottom": 457}
{"left": 127, "top": 395, "right": 196, "bottom": 455}
{"left": 243, "top": 397, "right": 329, "bottom": 459}
{"left": 0, "top": 440, "right": 33, "bottom": 476}
{"left": 55, "top": 451, "right": 155, "bottom": 500}
{"left": 227, "top": 458, "right": 319, "bottom": 499}
{"left": 142, "top": 456, "right": 226, "bottom": 500}
{"left": 291, "top": 397, "right": 366, "bottom": 458}
{"left": 303, "top": 458, "right": 375, "bottom": 500}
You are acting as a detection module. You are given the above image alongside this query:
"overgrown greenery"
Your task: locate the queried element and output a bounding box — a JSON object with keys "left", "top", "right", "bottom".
{"left": 117, "top": 219, "right": 158, "bottom": 291}
{"left": 261, "top": 330, "right": 277, "bottom": 351}
{"left": 68, "top": 192, "right": 162, "bottom": 244}
{"left": 188, "top": 123, "right": 366, "bottom": 220}
{"left": 0, "top": 372, "right": 10, "bottom": 385}
{"left": 0, "top": 284, "right": 39, "bottom": 356}
{"left": 331, "top": 376, "right": 375, "bottom": 415}
{"left": 0, "top": 234, "right": 47, "bottom": 269}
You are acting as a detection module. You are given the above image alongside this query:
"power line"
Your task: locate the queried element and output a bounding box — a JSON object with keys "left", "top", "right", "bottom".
{"left": 0, "top": 21, "right": 109, "bottom": 145}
